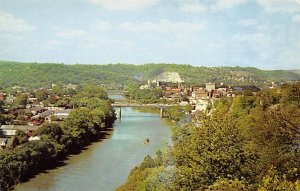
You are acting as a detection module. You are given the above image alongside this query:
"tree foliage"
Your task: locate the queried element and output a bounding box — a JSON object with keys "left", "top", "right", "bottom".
{"left": 0, "top": 61, "right": 298, "bottom": 90}
{"left": 117, "top": 82, "right": 300, "bottom": 191}
{"left": 0, "top": 87, "right": 116, "bottom": 190}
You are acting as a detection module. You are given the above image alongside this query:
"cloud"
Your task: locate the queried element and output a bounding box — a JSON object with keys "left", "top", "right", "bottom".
{"left": 239, "top": 18, "right": 257, "bottom": 26}
{"left": 56, "top": 28, "right": 88, "bottom": 38}
{"left": 120, "top": 19, "right": 205, "bottom": 33}
{"left": 292, "top": 14, "right": 300, "bottom": 22}
{"left": 233, "top": 33, "right": 271, "bottom": 45}
{"left": 47, "top": 40, "right": 62, "bottom": 46}
{"left": 0, "top": 10, "right": 35, "bottom": 33}
{"left": 214, "top": 0, "right": 248, "bottom": 10}
{"left": 93, "top": 21, "right": 112, "bottom": 32}
{"left": 256, "top": 0, "right": 300, "bottom": 14}
{"left": 44, "top": 39, "right": 63, "bottom": 50}
{"left": 179, "top": 1, "right": 207, "bottom": 13}
{"left": 88, "top": 0, "right": 158, "bottom": 11}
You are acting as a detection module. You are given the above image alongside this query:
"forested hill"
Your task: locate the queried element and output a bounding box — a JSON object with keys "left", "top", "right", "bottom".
{"left": 0, "top": 61, "right": 299, "bottom": 89}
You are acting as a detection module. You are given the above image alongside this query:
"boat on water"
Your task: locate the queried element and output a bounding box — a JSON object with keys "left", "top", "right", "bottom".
{"left": 144, "top": 138, "right": 150, "bottom": 144}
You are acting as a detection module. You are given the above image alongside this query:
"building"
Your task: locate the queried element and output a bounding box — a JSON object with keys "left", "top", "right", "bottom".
{"left": 192, "top": 89, "right": 208, "bottom": 99}
{"left": 194, "top": 99, "right": 210, "bottom": 111}
{"left": 205, "top": 83, "right": 216, "bottom": 91}
{"left": 26, "top": 106, "right": 45, "bottom": 115}
{"left": 0, "top": 125, "right": 40, "bottom": 136}
{"left": 54, "top": 109, "right": 72, "bottom": 120}
{"left": 32, "top": 110, "right": 54, "bottom": 120}
{"left": 164, "top": 87, "right": 182, "bottom": 95}
{"left": 46, "top": 106, "right": 65, "bottom": 111}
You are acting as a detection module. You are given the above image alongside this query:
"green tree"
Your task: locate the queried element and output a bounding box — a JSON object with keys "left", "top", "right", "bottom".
{"left": 34, "top": 90, "right": 47, "bottom": 101}
{"left": 36, "top": 122, "right": 64, "bottom": 141}
{"left": 13, "top": 93, "right": 28, "bottom": 108}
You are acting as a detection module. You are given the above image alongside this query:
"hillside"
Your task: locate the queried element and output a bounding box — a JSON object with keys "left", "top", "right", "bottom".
{"left": 0, "top": 61, "right": 299, "bottom": 90}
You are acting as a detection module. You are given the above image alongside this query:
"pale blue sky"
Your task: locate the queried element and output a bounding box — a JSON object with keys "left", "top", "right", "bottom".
{"left": 0, "top": 0, "right": 300, "bottom": 69}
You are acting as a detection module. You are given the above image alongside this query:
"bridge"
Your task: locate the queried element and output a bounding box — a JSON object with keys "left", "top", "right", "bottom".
{"left": 111, "top": 102, "right": 178, "bottom": 118}
{"left": 107, "top": 90, "right": 129, "bottom": 95}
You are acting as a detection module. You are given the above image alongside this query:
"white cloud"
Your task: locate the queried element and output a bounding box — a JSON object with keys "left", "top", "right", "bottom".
{"left": 56, "top": 28, "right": 88, "bottom": 38}
{"left": 47, "top": 40, "right": 62, "bottom": 46}
{"left": 120, "top": 19, "right": 205, "bottom": 33}
{"left": 234, "top": 33, "right": 271, "bottom": 44}
{"left": 239, "top": 19, "right": 257, "bottom": 26}
{"left": 179, "top": 1, "right": 207, "bottom": 13}
{"left": 0, "top": 10, "right": 35, "bottom": 33}
{"left": 292, "top": 14, "right": 300, "bottom": 22}
{"left": 86, "top": 39, "right": 133, "bottom": 48}
{"left": 88, "top": 0, "right": 158, "bottom": 11}
{"left": 231, "top": 32, "right": 272, "bottom": 53}
{"left": 44, "top": 40, "right": 63, "bottom": 50}
{"left": 256, "top": 0, "right": 300, "bottom": 14}
{"left": 214, "top": 0, "right": 248, "bottom": 10}
{"left": 93, "top": 21, "right": 112, "bottom": 32}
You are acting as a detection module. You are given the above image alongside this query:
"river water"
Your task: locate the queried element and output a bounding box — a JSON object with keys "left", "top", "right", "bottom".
{"left": 15, "top": 96, "right": 172, "bottom": 191}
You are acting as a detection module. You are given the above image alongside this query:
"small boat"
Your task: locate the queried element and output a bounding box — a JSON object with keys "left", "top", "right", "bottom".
{"left": 144, "top": 138, "right": 150, "bottom": 144}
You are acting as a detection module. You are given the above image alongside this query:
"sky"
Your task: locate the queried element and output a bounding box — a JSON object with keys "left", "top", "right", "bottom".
{"left": 0, "top": 0, "right": 300, "bottom": 70}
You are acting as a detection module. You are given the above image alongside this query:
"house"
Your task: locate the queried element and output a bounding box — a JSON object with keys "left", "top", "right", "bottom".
{"left": 164, "top": 87, "right": 182, "bottom": 95}
{"left": 192, "top": 89, "right": 208, "bottom": 99}
{"left": 54, "top": 109, "right": 72, "bottom": 120}
{"left": 0, "top": 125, "right": 40, "bottom": 136}
{"left": 46, "top": 106, "right": 65, "bottom": 111}
{"left": 28, "top": 136, "right": 40, "bottom": 141}
{"left": 28, "top": 97, "right": 38, "bottom": 103}
{"left": 26, "top": 106, "right": 45, "bottom": 115}
{"left": 205, "top": 83, "right": 216, "bottom": 92}
{"left": 212, "top": 91, "right": 222, "bottom": 98}
{"left": 32, "top": 110, "right": 54, "bottom": 120}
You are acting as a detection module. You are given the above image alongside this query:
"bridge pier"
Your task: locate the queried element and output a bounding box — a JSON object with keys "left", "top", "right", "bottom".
{"left": 160, "top": 108, "right": 164, "bottom": 118}
{"left": 118, "top": 107, "right": 122, "bottom": 120}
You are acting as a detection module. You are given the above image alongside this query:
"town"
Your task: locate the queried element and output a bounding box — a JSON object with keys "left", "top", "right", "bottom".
{"left": 0, "top": 80, "right": 259, "bottom": 151}
{"left": 0, "top": 79, "right": 299, "bottom": 191}
{"left": 0, "top": 83, "right": 77, "bottom": 150}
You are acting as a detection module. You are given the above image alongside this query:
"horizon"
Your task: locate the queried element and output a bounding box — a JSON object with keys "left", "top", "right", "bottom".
{"left": 1, "top": 59, "right": 300, "bottom": 71}
{"left": 0, "top": 0, "right": 300, "bottom": 70}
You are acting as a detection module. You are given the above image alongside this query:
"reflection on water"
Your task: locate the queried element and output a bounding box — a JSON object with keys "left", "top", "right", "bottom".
{"left": 15, "top": 107, "right": 172, "bottom": 191}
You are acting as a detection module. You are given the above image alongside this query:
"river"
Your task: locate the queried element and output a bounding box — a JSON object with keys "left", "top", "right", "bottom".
{"left": 15, "top": 95, "right": 172, "bottom": 191}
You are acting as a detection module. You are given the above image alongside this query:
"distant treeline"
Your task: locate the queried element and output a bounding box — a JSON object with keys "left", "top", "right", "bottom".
{"left": 117, "top": 82, "right": 300, "bottom": 191}
{"left": 0, "top": 61, "right": 299, "bottom": 90}
{"left": 0, "top": 87, "right": 116, "bottom": 190}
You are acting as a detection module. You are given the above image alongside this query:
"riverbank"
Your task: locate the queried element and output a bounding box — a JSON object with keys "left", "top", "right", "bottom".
{"left": 0, "top": 98, "right": 115, "bottom": 191}
{"left": 15, "top": 107, "right": 172, "bottom": 191}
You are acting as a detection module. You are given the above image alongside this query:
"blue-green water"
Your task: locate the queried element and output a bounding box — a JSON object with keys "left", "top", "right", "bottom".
{"left": 15, "top": 107, "right": 172, "bottom": 191}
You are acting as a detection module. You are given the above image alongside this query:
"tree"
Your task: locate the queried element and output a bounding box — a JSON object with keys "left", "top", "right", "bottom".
{"left": 258, "top": 168, "right": 300, "bottom": 191}
{"left": 0, "top": 100, "right": 4, "bottom": 114}
{"left": 36, "top": 122, "right": 64, "bottom": 141}
{"left": 205, "top": 179, "right": 252, "bottom": 191}
{"left": 13, "top": 93, "right": 28, "bottom": 108}
{"left": 34, "top": 90, "right": 47, "bottom": 101}
{"left": 0, "top": 129, "right": 4, "bottom": 138}
{"left": 184, "top": 104, "right": 193, "bottom": 114}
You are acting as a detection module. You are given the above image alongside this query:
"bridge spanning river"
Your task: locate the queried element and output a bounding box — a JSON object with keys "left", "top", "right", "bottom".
{"left": 112, "top": 102, "right": 179, "bottom": 118}
{"left": 111, "top": 102, "right": 178, "bottom": 107}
